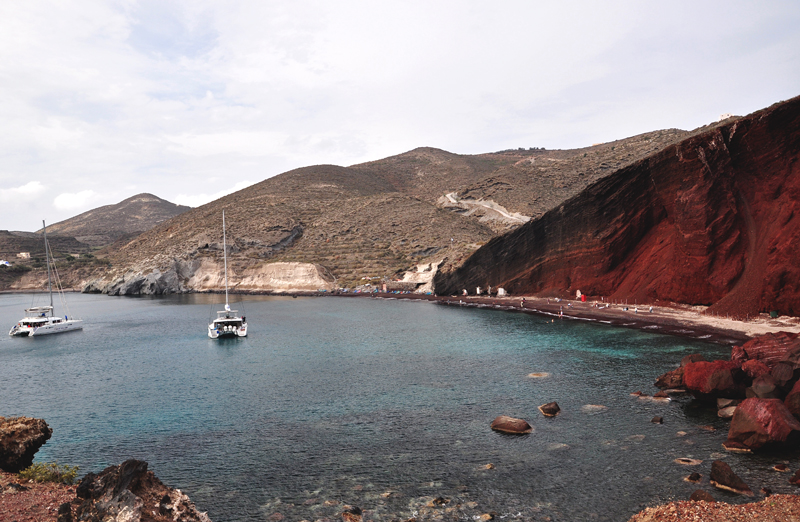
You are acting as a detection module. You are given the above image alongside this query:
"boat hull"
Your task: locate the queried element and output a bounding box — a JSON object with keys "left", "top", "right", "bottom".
{"left": 30, "top": 320, "right": 84, "bottom": 336}
{"left": 208, "top": 324, "right": 247, "bottom": 339}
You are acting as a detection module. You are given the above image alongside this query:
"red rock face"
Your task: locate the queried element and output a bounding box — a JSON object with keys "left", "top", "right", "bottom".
{"left": 435, "top": 96, "right": 800, "bottom": 316}
{"left": 725, "top": 398, "right": 800, "bottom": 451}
{"left": 683, "top": 360, "right": 743, "bottom": 398}
{"left": 734, "top": 332, "right": 800, "bottom": 368}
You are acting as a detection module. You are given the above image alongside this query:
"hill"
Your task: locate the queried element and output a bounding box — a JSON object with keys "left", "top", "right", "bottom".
{"left": 434, "top": 96, "right": 800, "bottom": 317}
{"left": 41, "top": 193, "right": 191, "bottom": 247}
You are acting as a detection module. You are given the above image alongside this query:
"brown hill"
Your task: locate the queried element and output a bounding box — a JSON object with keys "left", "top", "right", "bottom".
{"left": 41, "top": 193, "right": 190, "bottom": 247}
{"left": 434, "top": 96, "right": 800, "bottom": 317}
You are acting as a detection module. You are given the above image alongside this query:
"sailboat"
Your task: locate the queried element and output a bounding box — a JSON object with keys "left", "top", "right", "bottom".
{"left": 9, "top": 220, "right": 84, "bottom": 337}
{"left": 208, "top": 210, "right": 248, "bottom": 339}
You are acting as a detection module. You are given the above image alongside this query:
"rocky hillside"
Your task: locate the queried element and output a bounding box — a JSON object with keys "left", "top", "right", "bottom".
{"left": 41, "top": 193, "right": 190, "bottom": 247}
{"left": 435, "top": 96, "right": 800, "bottom": 317}
{"left": 66, "top": 126, "right": 702, "bottom": 295}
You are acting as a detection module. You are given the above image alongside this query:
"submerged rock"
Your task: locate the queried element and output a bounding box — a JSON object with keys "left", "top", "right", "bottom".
{"left": 0, "top": 416, "right": 52, "bottom": 473}
{"left": 490, "top": 416, "right": 532, "bottom": 434}
{"left": 538, "top": 402, "right": 561, "bottom": 417}
{"left": 689, "top": 490, "right": 715, "bottom": 502}
{"left": 709, "top": 460, "right": 753, "bottom": 496}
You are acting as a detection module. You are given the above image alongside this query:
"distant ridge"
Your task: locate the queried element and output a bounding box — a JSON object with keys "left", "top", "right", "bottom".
{"left": 42, "top": 193, "right": 191, "bottom": 247}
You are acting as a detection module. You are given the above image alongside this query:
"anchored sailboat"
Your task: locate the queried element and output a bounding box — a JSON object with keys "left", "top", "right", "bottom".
{"left": 9, "top": 220, "right": 84, "bottom": 337}
{"left": 208, "top": 210, "right": 248, "bottom": 338}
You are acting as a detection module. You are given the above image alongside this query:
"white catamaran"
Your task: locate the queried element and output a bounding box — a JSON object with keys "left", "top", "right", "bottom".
{"left": 208, "top": 210, "right": 248, "bottom": 339}
{"left": 9, "top": 220, "right": 84, "bottom": 337}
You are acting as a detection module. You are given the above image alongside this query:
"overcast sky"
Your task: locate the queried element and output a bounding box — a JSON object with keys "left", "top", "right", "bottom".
{"left": 1, "top": 1, "right": 798, "bottom": 231}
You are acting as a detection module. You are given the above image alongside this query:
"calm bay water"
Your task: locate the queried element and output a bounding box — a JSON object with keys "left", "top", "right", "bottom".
{"left": 0, "top": 292, "right": 796, "bottom": 521}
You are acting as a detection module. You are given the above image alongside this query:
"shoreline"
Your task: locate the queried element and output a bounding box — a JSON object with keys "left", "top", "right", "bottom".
{"left": 336, "top": 292, "right": 799, "bottom": 345}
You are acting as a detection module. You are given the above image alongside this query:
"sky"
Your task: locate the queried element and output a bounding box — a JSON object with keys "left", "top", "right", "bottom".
{"left": 0, "top": 1, "right": 798, "bottom": 231}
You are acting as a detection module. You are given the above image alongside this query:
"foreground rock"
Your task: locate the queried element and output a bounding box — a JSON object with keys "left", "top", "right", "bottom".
{"left": 709, "top": 460, "right": 753, "bottom": 496}
{"left": 490, "top": 416, "right": 532, "bottom": 434}
{"left": 629, "top": 494, "right": 800, "bottom": 522}
{"left": 682, "top": 360, "right": 744, "bottom": 400}
{"left": 724, "top": 398, "right": 800, "bottom": 451}
{"left": 61, "top": 459, "right": 211, "bottom": 522}
{"left": 538, "top": 402, "right": 560, "bottom": 417}
{"left": 0, "top": 416, "right": 52, "bottom": 473}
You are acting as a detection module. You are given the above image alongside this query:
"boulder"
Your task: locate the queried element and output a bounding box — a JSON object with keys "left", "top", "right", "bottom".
{"left": 689, "top": 490, "right": 715, "bottom": 502}
{"left": 709, "top": 460, "right": 753, "bottom": 496}
{"left": 538, "top": 402, "right": 561, "bottom": 417}
{"left": 772, "top": 362, "right": 795, "bottom": 389}
{"left": 684, "top": 472, "right": 702, "bottom": 483}
{"left": 734, "top": 332, "right": 800, "bottom": 369}
{"left": 683, "top": 360, "right": 744, "bottom": 399}
{"left": 741, "top": 359, "right": 771, "bottom": 379}
{"left": 490, "top": 416, "right": 532, "bottom": 434}
{"left": 745, "top": 374, "right": 781, "bottom": 399}
{"left": 725, "top": 398, "right": 800, "bottom": 451}
{"left": 0, "top": 416, "right": 53, "bottom": 473}
{"left": 65, "top": 459, "right": 211, "bottom": 522}
{"left": 785, "top": 380, "right": 800, "bottom": 419}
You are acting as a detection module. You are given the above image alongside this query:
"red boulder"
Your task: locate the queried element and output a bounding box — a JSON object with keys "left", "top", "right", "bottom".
{"left": 741, "top": 359, "right": 771, "bottom": 379}
{"left": 683, "top": 360, "right": 743, "bottom": 399}
{"left": 725, "top": 398, "right": 800, "bottom": 451}
{"left": 735, "top": 332, "right": 800, "bottom": 369}
{"left": 785, "top": 380, "right": 800, "bottom": 420}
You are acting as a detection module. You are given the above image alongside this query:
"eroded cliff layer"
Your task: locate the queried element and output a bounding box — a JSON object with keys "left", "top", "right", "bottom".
{"left": 435, "top": 96, "right": 800, "bottom": 317}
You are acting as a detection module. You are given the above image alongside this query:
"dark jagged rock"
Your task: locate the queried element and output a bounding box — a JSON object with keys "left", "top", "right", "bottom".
{"left": 538, "top": 402, "right": 561, "bottom": 417}
{"left": 725, "top": 398, "right": 800, "bottom": 451}
{"left": 689, "top": 490, "right": 715, "bottom": 502}
{"left": 65, "top": 459, "right": 211, "bottom": 522}
{"left": 57, "top": 502, "right": 73, "bottom": 522}
{"left": 0, "top": 416, "right": 52, "bottom": 473}
{"left": 434, "top": 96, "right": 800, "bottom": 318}
{"left": 341, "top": 505, "right": 363, "bottom": 522}
{"left": 651, "top": 416, "right": 663, "bottom": 424}
{"left": 490, "top": 416, "right": 532, "bottom": 434}
{"left": 709, "top": 460, "right": 753, "bottom": 496}
{"left": 684, "top": 472, "right": 702, "bottom": 483}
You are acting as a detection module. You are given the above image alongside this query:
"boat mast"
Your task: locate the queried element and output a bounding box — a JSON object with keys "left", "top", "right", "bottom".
{"left": 42, "top": 220, "right": 53, "bottom": 315}
{"left": 223, "top": 210, "right": 229, "bottom": 310}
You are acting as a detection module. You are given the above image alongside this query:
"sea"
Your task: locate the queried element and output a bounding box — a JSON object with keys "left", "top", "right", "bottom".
{"left": 1, "top": 292, "right": 797, "bottom": 521}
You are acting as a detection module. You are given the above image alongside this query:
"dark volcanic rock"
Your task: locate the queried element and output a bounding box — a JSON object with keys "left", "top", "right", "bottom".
{"left": 68, "top": 459, "right": 210, "bottom": 522}
{"left": 725, "top": 398, "right": 800, "bottom": 451}
{"left": 490, "top": 416, "right": 532, "bottom": 434}
{"left": 0, "top": 416, "right": 52, "bottom": 473}
{"left": 709, "top": 460, "right": 753, "bottom": 496}
{"left": 538, "top": 402, "right": 561, "bottom": 417}
{"left": 434, "top": 96, "right": 800, "bottom": 317}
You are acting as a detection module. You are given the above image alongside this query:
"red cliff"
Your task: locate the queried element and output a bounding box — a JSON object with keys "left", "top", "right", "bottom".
{"left": 435, "top": 96, "right": 800, "bottom": 317}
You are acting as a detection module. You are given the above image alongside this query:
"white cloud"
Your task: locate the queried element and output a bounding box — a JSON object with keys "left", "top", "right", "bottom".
{"left": 0, "top": 181, "right": 47, "bottom": 202}
{"left": 0, "top": 1, "right": 798, "bottom": 231}
{"left": 54, "top": 190, "right": 100, "bottom": 211}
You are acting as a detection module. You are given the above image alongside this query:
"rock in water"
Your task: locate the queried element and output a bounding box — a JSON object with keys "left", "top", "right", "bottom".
{"left": 725, "top": 398, "right": 800, "bottom": 451}
{"left": 682, "top": 360, "right": 744, "bottom": 400}
{"left": 490, "top": 416, "right": 532, "bottom": 434}
{"left": 65, "top": 459, "right": 211, "bottom": 522}
{"left": 538, "top": 402, "right": 561, "bottom": 417}
{"left": 689, "top": 490, "right": 715, "bottom": 502}
{"left": 655, "top": 366, "right": 684, "bottom": 389}
{"left": 0, "top": 416, "right": 52, "bottom": 472}
{"left": 709, "top": 460, "right": 753, "bottom": 496}
{"left": 341, "top": 505, "right": 363, "bottom": 522}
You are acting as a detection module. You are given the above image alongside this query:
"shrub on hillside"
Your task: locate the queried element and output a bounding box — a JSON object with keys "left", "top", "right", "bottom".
{"left": 18, "top": 462, "right": 80, "bottom": 484}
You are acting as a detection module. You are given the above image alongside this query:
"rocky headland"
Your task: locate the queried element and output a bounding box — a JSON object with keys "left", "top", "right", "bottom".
{"left": 0, "top": 417, "right": 210, "bottom": 522}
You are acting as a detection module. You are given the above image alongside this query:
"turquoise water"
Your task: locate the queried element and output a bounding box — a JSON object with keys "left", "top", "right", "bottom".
{"left": 0, "top": 293, "right": 795, "bottom": 521}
